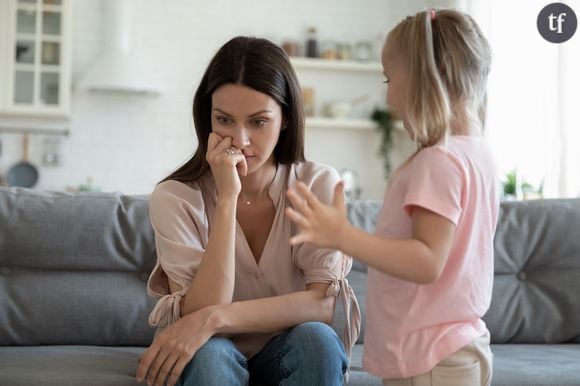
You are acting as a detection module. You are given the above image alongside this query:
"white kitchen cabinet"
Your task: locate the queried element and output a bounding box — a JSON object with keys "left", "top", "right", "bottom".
{"left": 0, "top": 0, "right": 72, "bottom": 120}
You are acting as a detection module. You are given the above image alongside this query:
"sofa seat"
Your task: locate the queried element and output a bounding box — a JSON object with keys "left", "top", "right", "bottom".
{"left": 349, "top": 344, "right": 382, "bottom": 385}
{"left": 2, "top": 189, "right": 580, "bottom": 386}
{"left": 347, "top": 343, "right": 580, "bottom": 386}
{"left": 0, "top": 344, "right": 385, "bottom": 386}
{"left": 491, "top": 344, "right": 580, "bottom": 386}
{"left": 0, "top": 346, "right": 144, "bottom": 386}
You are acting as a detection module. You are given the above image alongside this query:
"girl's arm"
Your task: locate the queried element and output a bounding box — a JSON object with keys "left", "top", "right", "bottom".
{"left": 137, "top": 283, "right": 334, "bottom": 386}
{"left": 286, "top": 181, "right": 456, "bottom": 284}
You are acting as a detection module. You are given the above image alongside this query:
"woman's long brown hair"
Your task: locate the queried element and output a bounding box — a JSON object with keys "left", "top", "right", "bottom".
{"left": 161, "top": 36, "right": 305, "bottom": 184}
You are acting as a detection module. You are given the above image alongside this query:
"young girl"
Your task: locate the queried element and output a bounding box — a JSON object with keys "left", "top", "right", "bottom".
{"left": 286, "top": 9, "right": 498, "bottom": 386}
{"left": 136, "top": 36, "right": 359, "bottom": 386}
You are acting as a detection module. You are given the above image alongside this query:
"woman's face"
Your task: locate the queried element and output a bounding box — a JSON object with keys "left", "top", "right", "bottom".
{"left": 211, "top": 83, "right": 283, "bottom": 174}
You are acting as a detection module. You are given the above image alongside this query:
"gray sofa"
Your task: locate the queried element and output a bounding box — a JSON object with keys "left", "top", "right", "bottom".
{"left": 1, "top": 187, "right": 579, "bottom": 386}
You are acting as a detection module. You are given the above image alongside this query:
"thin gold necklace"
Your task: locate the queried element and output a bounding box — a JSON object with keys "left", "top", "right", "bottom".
{"left": 239, "top": 165, "right": 277, "bottom": 206}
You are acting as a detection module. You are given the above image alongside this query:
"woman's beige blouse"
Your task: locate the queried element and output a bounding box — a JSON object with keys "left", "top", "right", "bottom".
{"left": 147, "top": 161, "right": 360, "bottom": 360}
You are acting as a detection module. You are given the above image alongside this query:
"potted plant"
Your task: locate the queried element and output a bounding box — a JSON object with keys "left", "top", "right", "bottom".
{"left": 501, "top": 169, "right": 543, "bottom": 200}
{"left": 371, "top": 107, "right": 395, "bottom": 177}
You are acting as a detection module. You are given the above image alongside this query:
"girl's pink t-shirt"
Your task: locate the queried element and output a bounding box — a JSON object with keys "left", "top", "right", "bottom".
{"left": 363, "top": 136, "right": 500, "bottom": 379}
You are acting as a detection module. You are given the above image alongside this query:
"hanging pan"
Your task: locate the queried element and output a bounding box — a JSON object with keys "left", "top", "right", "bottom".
{"left": 7, "top": 134, "right": 39, "bottom": 188}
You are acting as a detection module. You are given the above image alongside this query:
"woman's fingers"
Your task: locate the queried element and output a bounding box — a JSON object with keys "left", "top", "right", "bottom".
{"left": 206, "top": 134, "right": 248, "bottom": 176}
{"left": 153, "top": 351, "right": 180, "bottom": 386}
{"left": 165, "top": 356, "right": 192, "bottom": 386}
{"left": 206, "top": 134, "right": 230, "bottom": 162}
{"left": 206, "top": 132, "right": 224, "bottom": 157}
{"left": 136, "top": 344, "right": 160, "bottom": 382}
{"left": 236, "top": 154, "right": 248, "bottom": 176}
{"left": 145, "top": 347, "right": 171, "bottom": 386}
{"left": 213, "top": 137, "right": 234, "bottom": 156}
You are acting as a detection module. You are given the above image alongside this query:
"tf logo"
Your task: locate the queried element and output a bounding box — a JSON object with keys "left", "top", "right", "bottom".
{"left": 537, "top": 3, "right": 577, "bottom": 43}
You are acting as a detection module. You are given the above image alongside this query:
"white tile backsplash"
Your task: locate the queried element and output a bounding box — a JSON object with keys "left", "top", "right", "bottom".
{"left": 0, "top": 0, "right": 430, "bottom": 197}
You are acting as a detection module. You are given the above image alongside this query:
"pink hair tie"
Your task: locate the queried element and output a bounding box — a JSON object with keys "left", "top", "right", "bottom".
{"left": 430, "top": 9, "right": 436, "bottom": 20}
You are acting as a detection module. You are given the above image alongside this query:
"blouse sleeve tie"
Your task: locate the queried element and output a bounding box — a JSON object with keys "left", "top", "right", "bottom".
{"left": 304, "top": 259, "right": 361, "bottom": 382}
{"left": 148, "top": 292, "right": 183, "bottom": 329}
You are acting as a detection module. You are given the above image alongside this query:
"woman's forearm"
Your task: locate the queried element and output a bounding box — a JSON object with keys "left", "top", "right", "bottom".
{"left": 181, "top": 198, "right": 237, "bottom": 315}
{"left": 208, "top": 285, "right": 335, "bottom": 335}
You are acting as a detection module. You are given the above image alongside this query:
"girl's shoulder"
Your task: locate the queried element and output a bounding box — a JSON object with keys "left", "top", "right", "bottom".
{"left": 414, "top": 136, "right": 486, "bottom": 165}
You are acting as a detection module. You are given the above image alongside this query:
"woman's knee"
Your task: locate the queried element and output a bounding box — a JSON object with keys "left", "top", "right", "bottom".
{"left": 180, "top": 337, "right": 248, "bottom": 385}
{"left": 195, "top": 337, "right": 241, "bottom": 362}
{"left": 278, "top": 322, "right": 347, "bottom": 382}
{"left": 286, "top": 322, "right": 346, "bottom": 362}
{"left": 290, "top": 322, "right": 342, "bottom": 347}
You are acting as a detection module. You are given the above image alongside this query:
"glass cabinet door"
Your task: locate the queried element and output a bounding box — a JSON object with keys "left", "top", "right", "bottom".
{"left": 12, "top": 0, "right": 65, "bottom": 109}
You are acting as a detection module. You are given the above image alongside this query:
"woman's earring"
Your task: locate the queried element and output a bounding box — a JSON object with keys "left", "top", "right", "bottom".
{"left": 282, "top": 123, "right": 288, "bottom": 130}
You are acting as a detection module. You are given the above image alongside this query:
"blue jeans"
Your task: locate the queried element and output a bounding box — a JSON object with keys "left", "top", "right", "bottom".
{"left": 177, "top": 322, "right": 347, "bottom": 386}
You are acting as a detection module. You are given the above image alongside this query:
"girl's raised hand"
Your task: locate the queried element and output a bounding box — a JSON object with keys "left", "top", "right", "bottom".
{"left": 285, "top": 181, "right": 349, "bottom": 250}
{"left": 206, "top": 132, "right": 248, "bottom": 201}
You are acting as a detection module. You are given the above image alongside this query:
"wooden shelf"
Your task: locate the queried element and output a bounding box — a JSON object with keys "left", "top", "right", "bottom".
{"left": 290, "top": 57, "right": 382, "bottom": 73}
{"left": 305, "top": 117, "right": 377, "bottom": 130}
{"left": 305, "top": 117, "right": 405, "bottom": 132}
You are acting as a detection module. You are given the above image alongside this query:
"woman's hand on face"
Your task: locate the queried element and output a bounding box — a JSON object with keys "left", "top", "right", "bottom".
{"left": 206, "top": 133, "right": 248, "bottom": 201}
{"left": 136, "top": 307, "right": 216, "bottom": 386}
{"left": 285, "top": 181, "right": 349, "bottom": 250}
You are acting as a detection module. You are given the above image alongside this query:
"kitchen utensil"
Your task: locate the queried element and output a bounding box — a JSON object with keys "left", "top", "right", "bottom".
{"left": 7, "top": 134, "right": 39, "bottom": 188}
{"left": 323, "top": 94, "right": 369, "bottom": 118}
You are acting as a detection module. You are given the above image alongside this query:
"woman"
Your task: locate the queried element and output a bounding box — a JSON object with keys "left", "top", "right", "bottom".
{"left": 135, "top": 36, "right": 360, "bottom": 386}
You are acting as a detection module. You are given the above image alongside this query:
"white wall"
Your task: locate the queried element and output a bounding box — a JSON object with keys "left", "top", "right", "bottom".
{"left": 0, "top": 0, "right": 457, "bottom": 197}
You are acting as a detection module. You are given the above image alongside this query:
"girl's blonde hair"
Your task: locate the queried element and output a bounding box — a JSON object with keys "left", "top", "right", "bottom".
{"left": 386, "top": 9, "right": 491, "bottom": 148}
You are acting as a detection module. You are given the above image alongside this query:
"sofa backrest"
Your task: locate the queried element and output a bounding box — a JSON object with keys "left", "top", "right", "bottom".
{"left": 2, "top": 187, "right": 579, "bottom": 347}
{"left": 342, "top": 198, "right": 580, "bottom": 345}
{"left": 0, "top": 187, "right": 156, "bottom": 346}
{"left": 331, "top": 200, "right": 382, "bottom": 344}
{"left": 484, "top": 198, "right": 580, "bottom": 343}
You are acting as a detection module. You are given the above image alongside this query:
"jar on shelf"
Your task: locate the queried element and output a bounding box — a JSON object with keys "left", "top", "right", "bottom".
{"left": 354, "top": 41, "right": 373, "bottom": 61}
{"left": 301, "top": 87, "right": 315, "bottom": 117}
{"left": 337, "top": 43, "right": 352, "bottom": 60}
{"left": 306, "top": 27, "right": 319, "bottom": 58}
{"left": 281, "top": 40, "right": 300, "bottom": 57}
{"left": 320, "top": 40, "right": 338, "bottom": 60}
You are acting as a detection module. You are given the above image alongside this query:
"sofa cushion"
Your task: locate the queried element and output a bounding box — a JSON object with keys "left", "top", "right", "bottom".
{"left": 0, "top": 346, "right": 145, "bottom": 386}
{"left": 330, "top": 200, "right": 381, "bottom": 345}
{"left": 483, "top": 199, "right": 580, "bottom": 343}
{"left": 349, "top": 344, "right": 382, "bottom": 385}
{"left": 0, "top": 188, "right": 156, "bottom": 346}
{"left": 491, "top": 344, "right": 580, "bottom": 386}
{"left": 346, "top": 200, "right": 382, "bottom": 273}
